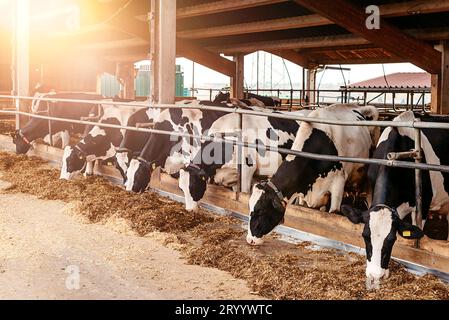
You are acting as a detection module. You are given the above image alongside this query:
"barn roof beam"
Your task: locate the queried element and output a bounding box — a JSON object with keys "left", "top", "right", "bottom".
{"left": 293, "top": 0, "right": 441, "bottom": 74}
{"left": 177, "top": 38, "right": 236, "bottom": 77}
{"left": 178, "top": 0, "right": 449, "bottom": 40}
{"left": 211, "top": 27, "right": 449, "bottom": 59}
{"left": 177, "top": 0, "right": 287, "bottom": 19}
{"left": 268, "top": 49, "right": 315, "bottom": 69}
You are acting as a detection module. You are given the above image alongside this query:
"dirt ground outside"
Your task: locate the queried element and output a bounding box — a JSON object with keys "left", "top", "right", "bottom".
{"left": 0, "top": 181, "right": 260, "bottom": 300}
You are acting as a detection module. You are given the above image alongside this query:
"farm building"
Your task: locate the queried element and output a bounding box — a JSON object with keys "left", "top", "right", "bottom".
{"left": 0, "top": 0, "right": 448, "bottom": 302}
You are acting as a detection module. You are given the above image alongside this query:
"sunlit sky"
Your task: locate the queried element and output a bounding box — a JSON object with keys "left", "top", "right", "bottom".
{"left": 174, "top": 54, "right": 424, "bottom": 90}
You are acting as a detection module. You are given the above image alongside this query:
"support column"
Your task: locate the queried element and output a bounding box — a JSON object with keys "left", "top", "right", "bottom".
{"left": 431, "top": 74, "right": 440, "bottom": 113}
{"left": 440, "top": 41, "right": 449, "bottom": 114}
{"left": 12, "top": 0, "right": 30, "bottom": 129}
{"left": 149, "top": 0, "right": 176, "bottom": 105}
{"left": 306, "top": 67, "right": 317, "bottom": 105}
{"left": 231, "top": 53, "right": 244, "bottom": 99}
{"left": 116, "top": 62, "right": 136, "bottom": 100}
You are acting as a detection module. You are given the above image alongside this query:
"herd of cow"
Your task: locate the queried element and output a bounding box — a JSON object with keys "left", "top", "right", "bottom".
{"left": 9, "top": 89, "right": 449, "bottom": 290}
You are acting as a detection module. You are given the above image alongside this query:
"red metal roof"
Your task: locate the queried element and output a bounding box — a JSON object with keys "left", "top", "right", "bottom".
{"left": 347, "top": 72, "right": 430, "bottom": 89}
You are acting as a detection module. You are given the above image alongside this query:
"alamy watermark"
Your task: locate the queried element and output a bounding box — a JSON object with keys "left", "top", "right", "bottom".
{"left": 366, "top": 5, "right": 380, "bottom": 30}
{"left": 65, "top": 265, "right": 80, "bottom": 290}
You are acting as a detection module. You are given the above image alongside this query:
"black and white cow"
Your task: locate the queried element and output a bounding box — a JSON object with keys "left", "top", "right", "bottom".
{"left": 213, "top": 91, "right": 281, "bottom": 108}
{"left": 115, "top": 106, "right": 161, "bottom": 182}
{"left": 341, "top": 111, "right": 449, "bottom": 289}
{"left": 246, "top": 104, "right": 380, "bottom": 246}
{"left": 125, "top": 100, "right": 230, "bottom": 192}
{"left": 60, "top": 100, "right": 159, "bottom": 180}
{"left": 178, "top": 110, "right": 311, "bottom": 211}
{"left": 11, "top": 93, "right": 103, "bottom": 154}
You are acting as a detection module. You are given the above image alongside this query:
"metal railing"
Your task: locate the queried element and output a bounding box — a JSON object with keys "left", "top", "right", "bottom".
{"left": 0, "top": 94, "right": 447, "bottom": 247}
{"left": 190, "top": 87, "right": 431, "bottom": 111}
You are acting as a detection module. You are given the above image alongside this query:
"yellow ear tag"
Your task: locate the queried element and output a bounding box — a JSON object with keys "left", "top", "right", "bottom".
{"left": 402, "top": 230, "right": 411, "bottom": 237}
{"left": 201, "top": 176, "right": 206, "bottom": 181}
{"left": 152, "top": 163, "right": 156, "bottom": 170}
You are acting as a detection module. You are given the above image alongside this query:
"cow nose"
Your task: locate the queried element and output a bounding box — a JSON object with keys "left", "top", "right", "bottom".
{"left": 246, "top": 234, "right": 264, "bottom": 246}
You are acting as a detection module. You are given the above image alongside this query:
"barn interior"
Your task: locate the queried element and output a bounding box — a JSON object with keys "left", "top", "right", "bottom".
{"left": 0, "top": 0, "right": 448, "bottom": 283}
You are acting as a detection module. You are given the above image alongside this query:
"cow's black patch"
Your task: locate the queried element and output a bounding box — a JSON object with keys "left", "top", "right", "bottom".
{"left": 369, "top": 128, "right": 432, "bottom": 221}
{"left": 267, "top": 117, "right": 299, "bottom": 138}
{"left": 271, "top": 128, "right": 342, "bottom": 198}
{"left": 169, "top": 108, "right": 189, "bottom": 126}
{"left": 266, "top": 128, "right": 279, "bottom": 141}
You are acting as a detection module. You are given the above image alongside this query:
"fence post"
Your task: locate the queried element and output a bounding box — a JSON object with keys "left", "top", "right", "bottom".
{"left": 47, "top": 102, "right": 53, "bottom": 147}
{"left": 414, "top": 120, "right": 423, "bottom": 248}
{"left": 410, "top": 92, "right": 415, "bottom": 111}
{"left": 209, "top": 89, "right": 213, "bottom": 101}
{"left": 236, "top": 110, "right": 243, "bottom": 201}
{"left": 289, "top": 89, "right": 293, "bottom": 111}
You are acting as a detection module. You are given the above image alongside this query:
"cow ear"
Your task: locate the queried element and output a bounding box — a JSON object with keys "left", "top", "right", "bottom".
{"left": 341, "top": 205, "right": 367, "bottom": 224}
{"left": 271, "top": 196, "right": 286, "bottom": 214}
{"left": 397, "top": 220, "right": 424, "bottom": 239}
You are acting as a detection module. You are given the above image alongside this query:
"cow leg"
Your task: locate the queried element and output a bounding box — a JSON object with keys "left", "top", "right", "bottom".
{"left": 329, "top": 174, "right": 346, "bottom": 213}
{"left": 61, "top": 130, "right": 70, "bottom": 149}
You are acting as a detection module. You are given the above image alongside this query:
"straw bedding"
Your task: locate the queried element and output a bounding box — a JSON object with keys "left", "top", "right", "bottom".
{"left": 0, "top": 151, "right": 447, "bottom": 300}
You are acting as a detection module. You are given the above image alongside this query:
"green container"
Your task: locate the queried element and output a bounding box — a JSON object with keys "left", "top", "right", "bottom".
{"left": 101, "top": 73, "right": 121, "bottom": 98}
{"left": 176, "top": 65, "right": 185, "bottom": 97}
{"left": 100, "top": 64, "right": 185, "bottom": 98}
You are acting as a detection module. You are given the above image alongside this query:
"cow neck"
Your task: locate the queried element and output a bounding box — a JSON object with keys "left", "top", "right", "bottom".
{"left": 19, "top": 119, "right": 49, "bottom": 142}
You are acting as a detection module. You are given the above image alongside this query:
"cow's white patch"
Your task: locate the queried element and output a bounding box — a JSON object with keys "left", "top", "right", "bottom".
{"left": 396, "top": 202, "right": 415, "bottom": 220}
{"left": 125, "top": 159, "right": 140, "bottom": 191}
{"left": 89, "top": 126, "right": 107, "bottom": 138}
{"left": 60, "top": 146, "right": 74, "bottom": 180}
{"left": 367, "top": 208, "right": 393, "bottom": 280}
{"left": 179, "top": 169, "right": 198, "bottom": 212}
{"left": 246, "top": 186, "right": 265, "bottom": 245}
{"left": 116, "top": 152, "right": 129, "bottom": 176}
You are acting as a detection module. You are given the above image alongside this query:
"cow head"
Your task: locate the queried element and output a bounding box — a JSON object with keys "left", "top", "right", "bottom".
{"left": 125, "top": 158, "right": 153, "bottom": 192}
{"left": 178, "top": 164, "right": 208, "bottom": 212}
{"left": 11, "top": 130, "right": 32, "bottom": 154}
{"left": 115, "top": 149, "right": 133, "bottom": 183}
{"left": 60, "top": 145, "right": 87, "bottom": 180}
{"left": 246, "top": 181, "right": 287, "bottom": 246}
{"left": 341, "top": 204, "right": 424, "bottom": 290}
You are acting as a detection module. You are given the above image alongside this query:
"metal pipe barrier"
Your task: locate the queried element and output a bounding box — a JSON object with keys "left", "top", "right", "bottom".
{"left": 1, "top": 94, "right": 447, "bottom": 238}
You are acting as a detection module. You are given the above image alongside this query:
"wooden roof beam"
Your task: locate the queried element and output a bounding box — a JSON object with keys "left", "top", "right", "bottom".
{"left": 177, "top": 39, "right": 236, "bottom": 77}
{"left": 178, "top": 0, "right": 449, "bottom": 39}
{"left": 177, "top": 0, "right": 287, "bottom": 19}
{"left": 211, "top": 27, "right": 449, "bottom": 55}
{"left": 293, "top": 0, "right": 441, "bottom": 74}
{"left": 268, "top": 49, "right": 316, "bottom": 69}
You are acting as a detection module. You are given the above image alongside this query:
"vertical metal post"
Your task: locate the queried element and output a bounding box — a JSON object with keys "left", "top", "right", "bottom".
{"left": 191, "top": 61, "right": 195, "bottom": 98}
{"left": 289, "top": 89, "right": 293, "bottom": 111}
{"left": 363, "top": 91, "right": 367, "bottom": 105}
{"left": 410, "top": 92, "right": 415, "bottom": 111}
{"left": 236, "top": 110, "right": 243, "bottom": 201}
{"left": 47, "top": 102, "right": 53, "bottom": 146}
{"left": 209, "top": 89, "right": 212, "bottom": 101}
{"left": 414, "top": 120, "right": 423, "bottom": 248}
{"left": 392, "top": 92, "right": 396, "bottom": 111}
